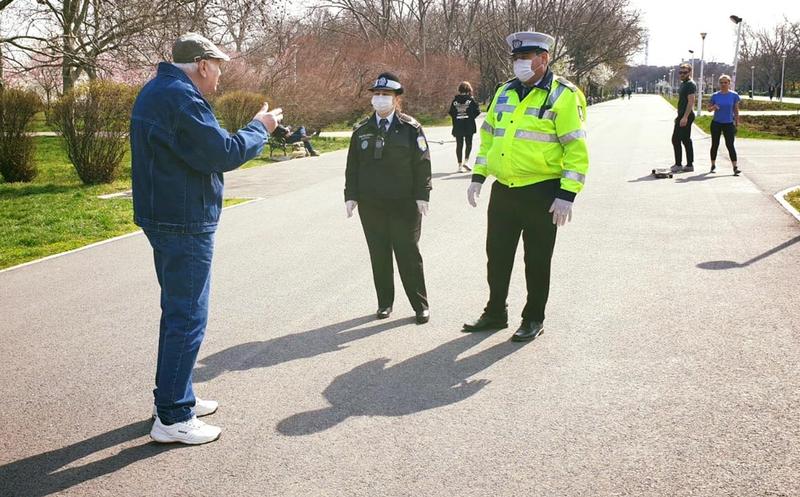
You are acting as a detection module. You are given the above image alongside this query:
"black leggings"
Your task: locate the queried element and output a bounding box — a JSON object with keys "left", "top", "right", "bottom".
{"left": 710, "top": 121, "right": 737, "bottom": 162}
{"left": 455, "top": 134, "right": 473, "bottom": 163}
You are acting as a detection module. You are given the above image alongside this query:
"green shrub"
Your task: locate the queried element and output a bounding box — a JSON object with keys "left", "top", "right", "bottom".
{"left": 215, "top": 91, "right": 265, "bottom": 132}
{"left": 0, "top": 88, "right": 42, "bottom": 182}
{"left": 53, "top": 80, "right": 138, "bottom": 184}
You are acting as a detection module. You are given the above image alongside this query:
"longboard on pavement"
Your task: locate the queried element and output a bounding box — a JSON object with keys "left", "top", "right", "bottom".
{"left": 652, "top": 168, "right": 673, "bottom": 179}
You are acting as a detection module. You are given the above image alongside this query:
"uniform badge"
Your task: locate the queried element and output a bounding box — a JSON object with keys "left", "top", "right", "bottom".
{"left": 512, "top": 39, "right": 523, "bottom": 49}
{"left": 361, "top": 140, "right": 369, "bottom": 150}
{"left": 417, "top": 136, "right": 428, "bottom": 151}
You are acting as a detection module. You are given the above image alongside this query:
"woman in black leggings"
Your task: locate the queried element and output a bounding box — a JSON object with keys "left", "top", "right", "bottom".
{"left": 448, "top": 81, "right": 481, "bottom": 173}
{"left": 707, "top": 74, "right": 741, "bottom": 176}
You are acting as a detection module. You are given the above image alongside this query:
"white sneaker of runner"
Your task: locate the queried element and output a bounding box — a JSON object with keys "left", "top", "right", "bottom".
{"left": 150, "top": 416, "right": 221, "bottom": 445}
{"left": 152, "top": 398, "right": 219, "bottom": 419}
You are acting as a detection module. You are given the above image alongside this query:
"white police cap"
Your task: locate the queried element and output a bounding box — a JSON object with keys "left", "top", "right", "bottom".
{"left": 506, "top": 31, "right": 555, "bottom": 54}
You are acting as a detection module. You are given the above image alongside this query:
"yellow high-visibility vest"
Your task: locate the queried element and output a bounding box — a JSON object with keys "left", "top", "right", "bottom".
{"left": 474, "top": 73, "right": 589, "bottom": 197}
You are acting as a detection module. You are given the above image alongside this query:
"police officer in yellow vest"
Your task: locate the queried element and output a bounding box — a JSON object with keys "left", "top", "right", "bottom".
{"left": 462, "top": 31, "right": 588, "bottom": 342}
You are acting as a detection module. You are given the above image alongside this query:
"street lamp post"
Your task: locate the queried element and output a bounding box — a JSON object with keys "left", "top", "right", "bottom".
{"left": 698, "top": 33, "right": 707, "bottom": 114}
{"left": 669, "top": 68, "right": 675, "bottom": 97}
{"left": 689, "top": 49, "right": 695, "bottom": 78}
{"left": 730, "top": 15, "right": 743, "bottom": 90}
{"left": 751, "top": 65, "right": 755, "bottom": 98}
{"left": 780, "top": 53, "right": 787, "bottom": 102}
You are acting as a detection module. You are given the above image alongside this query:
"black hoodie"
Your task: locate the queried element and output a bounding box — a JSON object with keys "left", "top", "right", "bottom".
{"left": 448, "top": 94, "right": 480, "bottom": 137}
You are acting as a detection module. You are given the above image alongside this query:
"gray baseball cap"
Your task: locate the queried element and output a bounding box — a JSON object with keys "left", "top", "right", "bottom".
{"left": 172, "top": 33, "right": 230, "bottom": 63}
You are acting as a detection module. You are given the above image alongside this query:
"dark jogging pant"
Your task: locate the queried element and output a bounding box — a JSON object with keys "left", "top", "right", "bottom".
{"left": 672, "top": 113, "right": 695, "bottom": 166}
{"left": 710, "top": 121, "right": 737, "bottom": 162}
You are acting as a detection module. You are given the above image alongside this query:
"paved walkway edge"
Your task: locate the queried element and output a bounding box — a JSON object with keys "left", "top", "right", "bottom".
{"left": 0, "top": 197, "right": 264, "bottom": 275}
{"left": 774, "top": 185, "right": 800, "bottom": 223}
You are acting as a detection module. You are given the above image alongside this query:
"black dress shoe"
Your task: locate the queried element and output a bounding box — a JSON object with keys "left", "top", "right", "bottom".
{"left": 376, "top": 307, "right": 392, "bottom": 319}
{"left": 511, "top": 321, "right": 544, "bottom": 342}
{"left": 415, "top": 309, "right": 430, "bottom": 325}
{"left": 462, "top": 313, "right": 508, "bottom": 332}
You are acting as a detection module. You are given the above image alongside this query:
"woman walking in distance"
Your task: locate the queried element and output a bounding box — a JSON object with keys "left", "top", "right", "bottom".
{"left": 448, "top": 81, "right": 481, "bottom": 172}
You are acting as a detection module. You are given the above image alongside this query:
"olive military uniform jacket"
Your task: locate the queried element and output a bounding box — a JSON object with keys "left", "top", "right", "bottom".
{"left": 344, "top": 112, "right": 432, "bottom": 202}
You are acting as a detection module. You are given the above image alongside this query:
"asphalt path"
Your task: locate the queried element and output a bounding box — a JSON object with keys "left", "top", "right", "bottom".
{"left": 1, "top": 95, "right": 798, "bottom": 496}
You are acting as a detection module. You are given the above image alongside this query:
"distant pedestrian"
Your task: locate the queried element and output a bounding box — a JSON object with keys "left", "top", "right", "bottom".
{"left": 707, "top": 74, "right": 741, "bottom": 176}
{"left": 448, "top": 81, "right": 481, "bottom": 172}
{"left": 671, "top": 63, "right": 696, "bottom": 173}
{"left": 768, "top": 85, "right": 775, "bottom": 100}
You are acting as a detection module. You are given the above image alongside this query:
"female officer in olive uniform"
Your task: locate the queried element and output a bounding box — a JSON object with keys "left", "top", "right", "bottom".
{"left": 344, "top": 72, "right": 432, "bottom": 324}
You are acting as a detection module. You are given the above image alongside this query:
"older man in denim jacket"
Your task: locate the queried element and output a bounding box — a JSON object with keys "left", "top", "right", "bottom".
{"left": 131, "top": 33, "right": 283, "bottom": 445}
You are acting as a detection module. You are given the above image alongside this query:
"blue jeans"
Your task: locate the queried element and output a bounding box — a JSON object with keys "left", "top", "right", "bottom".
{"left": 144, "top": 230, "right": 215, "bottom": 425}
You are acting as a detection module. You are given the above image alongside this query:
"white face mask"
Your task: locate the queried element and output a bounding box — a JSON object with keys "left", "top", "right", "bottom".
{"left": 513, "top": 59, "right": 536, "bottom": 83}
{"left": 371, "top": 95, "right": 395, "bottom": 114}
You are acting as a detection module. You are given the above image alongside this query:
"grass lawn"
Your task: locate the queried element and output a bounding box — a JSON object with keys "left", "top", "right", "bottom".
{"left": 786, "top": 189, "right": 800, "bottom": 212}
{"left": 663, "top": 95, "right": 800, "bottom": 140}
{"left": 0, "top": 137, "right": 276, "bottom": 270}
{"left": 663, "top": 95, "right": 800, "bottom": 111}
{"left": 243, "top": 136, "right": 350, "bottom": 169}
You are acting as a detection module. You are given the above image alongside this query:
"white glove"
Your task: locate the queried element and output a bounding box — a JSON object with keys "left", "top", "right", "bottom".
{"left": 549, "top": 198, "right": 573, "bottom": 226}
{"left": 416, "top": 200, "right": 429, "bottom": 216}
{"left": 467, "top": 182, "right": 482, "bottom": 207}
{"left": 345, "top": 200, "right": 357, "bottom": 218}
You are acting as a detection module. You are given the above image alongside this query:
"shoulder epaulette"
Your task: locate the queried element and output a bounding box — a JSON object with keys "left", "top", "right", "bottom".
{"left": 353, "top": 116, "right": 370, "bottom": 131}
{"left": 397, "top": 113, "right": 421, "bottom": 129}
{"left": 554, "top": 76, "right": 577, "bottom": 92}
{"left": 494, "top": 78, "right": 516, "bottom": 94}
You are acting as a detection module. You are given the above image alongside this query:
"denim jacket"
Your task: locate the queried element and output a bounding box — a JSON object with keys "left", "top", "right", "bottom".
{"left": 131, "top": 62, "right": 268, "bottom": 233}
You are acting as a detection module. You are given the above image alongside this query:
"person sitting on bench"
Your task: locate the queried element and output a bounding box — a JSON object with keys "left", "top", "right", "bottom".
{"left": 285, "top": 125, "right": 319, "bottom": 156}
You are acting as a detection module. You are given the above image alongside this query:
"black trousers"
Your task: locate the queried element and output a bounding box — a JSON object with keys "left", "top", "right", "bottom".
{"left": 710, "top": 121, "right": 737, "bottom": 162}
{"left": 358, "top": 198, "right": 428, "bottom": 311}
{"left": 485, "top": 180, "right": 558, "bottom": 322}
{"left": 455, "top": 134, "right": 473, "bottom": 163}
{"left": 672, "top": 113, "right": 695, "bottom": 166}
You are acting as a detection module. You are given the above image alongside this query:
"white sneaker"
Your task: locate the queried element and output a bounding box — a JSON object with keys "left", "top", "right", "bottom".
{"left": 152, "top": 398, "right": 218, "bottom": 419}
{"left": 150, "top": 416, "right": 221, "bottom": 445}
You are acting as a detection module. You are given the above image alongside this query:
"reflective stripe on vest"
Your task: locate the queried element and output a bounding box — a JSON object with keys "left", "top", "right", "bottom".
{"left": 562, "top": 170, "right": 586, "bottom": 184}
{"left": 514, "top": 130, "right": 559, "bottom": 143}
{"left": 548, "top": 84, "right": 568, "bottom": 108}
{"left": 495, "top": 103, "right": 516, "bottom": 113}
{"left": 475, "top": 156, "right": 488, "bottom": 165}
{"left": 481, "top": 121, "right": 494, "bottom": 133}
{"left": 524, "top": 107, "right": 557, "bottom": 120}
{"left": 558, "top": 129, "right": 586, "bottom": 145}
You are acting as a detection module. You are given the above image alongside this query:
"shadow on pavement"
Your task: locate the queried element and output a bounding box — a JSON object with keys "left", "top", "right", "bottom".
{"left": 675, "top": 172, "right": 725, "bottom": 183}
{"left": 697, "top": 235, "right": 800, "bottom": 270}
{"left": 0, "top": 420, "right": 183, "bottom": 497}
{"left": 627, "top": 173, "right": 662, "bottom": 182}
{"left": 276, "top": 332, "right": 528, "bottom": 436}
{"left": 194, "top": 315, "right": 407, "bottom": 382}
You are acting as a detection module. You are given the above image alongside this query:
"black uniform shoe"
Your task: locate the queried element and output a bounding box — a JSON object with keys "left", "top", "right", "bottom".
{"left": 462, "top": 313, "right": 508, "bottom": 332}
{"left": 733, "top": 167, "right": 741, "bottom": 176}
{"left": 415, "top": 309, "right": 430, "bottom": 325}
{"left": 511, "top": 321, "right": 544, "bottom": 342}
{"left": 682, "top": 164, "right": 694, "bottom": 172}
{"left": 376, "top": 307, "right": 392, "bottom": 319}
